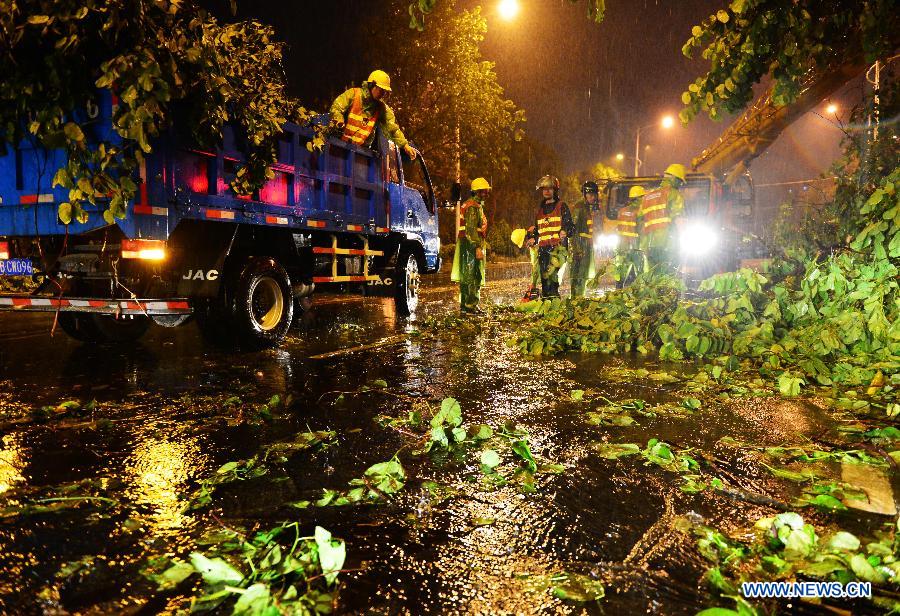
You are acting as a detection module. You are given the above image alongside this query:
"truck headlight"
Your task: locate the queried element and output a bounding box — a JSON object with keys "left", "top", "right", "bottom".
{"left": 679, "top": 223, "right": 718, "bottom": 256}
{"left": 594, "top": 234, "right": 620, "bottom": 252}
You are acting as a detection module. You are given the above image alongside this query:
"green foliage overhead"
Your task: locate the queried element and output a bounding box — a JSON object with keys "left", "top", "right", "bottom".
{"left": 375, "top": 1, "right": 525, "bottom": 187}
{"left": 0, "top": 0, "right": 321, "bottom": 224}
{"left": 680, "top": 0, "right": 899, "bottom": 122}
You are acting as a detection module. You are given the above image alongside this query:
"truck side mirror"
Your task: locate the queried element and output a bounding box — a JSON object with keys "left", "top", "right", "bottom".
{"left": 450, "top": 182, "right": 461, "bottom": 203}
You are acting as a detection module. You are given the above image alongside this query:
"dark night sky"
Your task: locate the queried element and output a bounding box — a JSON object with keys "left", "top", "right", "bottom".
{"left": 237, "top": 0, "right": 859, "bottom": 205}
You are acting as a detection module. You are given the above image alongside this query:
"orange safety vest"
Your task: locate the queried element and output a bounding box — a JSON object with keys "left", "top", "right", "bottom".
{"left": 617, "top": 204, "right": 639, "bottom": 246}
{"left": 458, "top": 199, "right": 486, "bottom": 240}
{"left": 537, "top": 201, "right": 563, "bottom": 247}
{"left": 640, "top": 187, "right": 671, "bottom": 233}
{"left": 341, "top": 89, "right": 379, "bottom": 146}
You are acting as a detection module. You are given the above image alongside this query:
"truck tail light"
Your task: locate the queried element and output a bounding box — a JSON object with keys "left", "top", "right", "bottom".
{"left": 0, "top": 241, "right": 9, "bottom": 260}
{"left": 121, "top": 239, "right": 166, "bottom": 260}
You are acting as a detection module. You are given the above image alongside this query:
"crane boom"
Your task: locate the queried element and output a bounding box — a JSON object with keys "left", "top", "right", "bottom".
{"left": 691, "top": 61, "right": 867, "bottom": 181}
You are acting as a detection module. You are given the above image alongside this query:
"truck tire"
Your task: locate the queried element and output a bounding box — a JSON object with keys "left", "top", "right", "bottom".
{"left": 57, "top": 313, "right": 104, "bottom": 342}
{"left": 90, "top": 315, "right": 151, "bottom": 342}
{"left": 231, "top": 257, "right": 294, "bottom": 349}
{"left": 395, "top": 248, "right": 420, "bottom": 316}
{"left": 57, "top": 313, "right": 149, "bottom": 343}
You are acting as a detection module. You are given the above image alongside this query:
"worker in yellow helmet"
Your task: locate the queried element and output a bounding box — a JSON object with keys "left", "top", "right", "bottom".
{"left": 451, "top": 177, "right": 490, "bottom": 313}
{"left": 612, "top": 185, "right": 645, "bottom": 287}
{"left": 329, "top": 70, "right": 417, "bottom": 159}
{"left": 638, "top": 163, "right": 686, "bottom": 272}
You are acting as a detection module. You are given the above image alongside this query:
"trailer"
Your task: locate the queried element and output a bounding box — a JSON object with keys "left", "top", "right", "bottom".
{"left": 0, "top": 93, "right": 441, "bottom": 347}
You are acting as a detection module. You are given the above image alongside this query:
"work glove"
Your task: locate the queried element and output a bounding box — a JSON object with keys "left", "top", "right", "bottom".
{"left": 404, "top": 144, "right": 417, "bottom": 160}
{"left": 475, "top": 247, "right": 484, "bottom": 260}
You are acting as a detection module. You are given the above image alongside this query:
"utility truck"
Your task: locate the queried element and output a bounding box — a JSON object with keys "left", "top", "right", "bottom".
{"left": 0, "top": 92, "right": 441, "bottom": 347}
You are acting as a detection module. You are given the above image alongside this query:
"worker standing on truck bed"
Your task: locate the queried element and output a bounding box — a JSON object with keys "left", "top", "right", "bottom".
{"left": 453, "top": 178, "right": 491, "bottom": 314}
{"left": 329, "top": 70, "right": 417, "bottom": 159}
{"left": 639, "top": 163, "right": 686, "bottom": 273}
{"left": 526, "top": 175, "right": 573, "bottom": 298}
{"left": 568, "top": 181, "right": 598, "bottom": 298}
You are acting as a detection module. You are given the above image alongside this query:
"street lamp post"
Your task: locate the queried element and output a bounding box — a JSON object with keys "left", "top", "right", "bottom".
{"left": 634, "top": 115, "right": 674, "bottom": 176}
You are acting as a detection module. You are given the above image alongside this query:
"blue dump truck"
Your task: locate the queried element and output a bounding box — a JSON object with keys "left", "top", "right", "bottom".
{"left": 0, "top": 93, "right": 441, "bottom": 347}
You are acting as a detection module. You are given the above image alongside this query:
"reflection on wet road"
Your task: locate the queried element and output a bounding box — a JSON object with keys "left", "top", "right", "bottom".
{"left": 0, "top": 262, "right": 885, "bottom": 614}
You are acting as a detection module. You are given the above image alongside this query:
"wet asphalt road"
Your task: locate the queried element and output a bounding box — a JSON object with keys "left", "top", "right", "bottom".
{"left": 0, "top": 262, "right": 889, "bottom": 615}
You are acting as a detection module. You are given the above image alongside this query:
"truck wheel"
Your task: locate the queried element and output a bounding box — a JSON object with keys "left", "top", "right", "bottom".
{"left": 90, "top": 314, "right": 151, "bottom": 342}
{"left": 231, "top": 257, "right": 294, "bottom": 349}
{"left": 395, "top": 249, "right": 420, "bottom": 316}
{"left": 57, "top": 313, "right": 149, "bottom": 343}
{"left": 57, "top": 313, "right": 103, "bottom": 342}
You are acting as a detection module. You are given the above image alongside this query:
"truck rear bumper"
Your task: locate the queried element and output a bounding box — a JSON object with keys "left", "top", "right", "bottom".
{"left": 0, "top": 295, "right": 192, "bottom": 316}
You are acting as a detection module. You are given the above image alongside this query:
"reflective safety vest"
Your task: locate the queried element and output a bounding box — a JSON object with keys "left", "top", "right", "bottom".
{"left": 458, "top": 199, "right": 486, "bottom": 240}
{"left": 617, "top": 204, "right": 639, "bottom": 246}
{"left": 640, "top": 187, "right": 671, "bottom": 233}
{"left": 341, "top": 89, "right": 379, "bottom": 146}
{"left": 537, "top": 202, "right": 563, "bottom": 247}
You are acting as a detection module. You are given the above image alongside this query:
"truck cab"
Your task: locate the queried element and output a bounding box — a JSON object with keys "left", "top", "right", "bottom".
{"left": 601, "top": 172, "right": 760, "bottom": 277}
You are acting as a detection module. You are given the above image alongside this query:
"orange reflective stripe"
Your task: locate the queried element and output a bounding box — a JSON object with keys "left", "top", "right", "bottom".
{"left": 537, "top": 202, "right": 564, "bottom": 247}
{"left": 458, "top": 200, "right": 485, "bottom": 239}
{"left": 341, "top": 89, "right": 379, "bottom": 145}
{"left": 640, "top": 188, "right": 671, "bottom": 233}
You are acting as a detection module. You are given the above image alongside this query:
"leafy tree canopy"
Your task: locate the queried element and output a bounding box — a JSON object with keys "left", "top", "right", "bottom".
{"left": 368, "top": 1, "right": 525, "bottom": 190}
{"left": 0, "top": 0, "right": 319, "bottom": 224}
{"left": 680, "top": 0, "right": 899, "bottom": 123}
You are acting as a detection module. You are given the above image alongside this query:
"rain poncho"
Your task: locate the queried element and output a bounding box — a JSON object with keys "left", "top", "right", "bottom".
{"left": 568, "top": 198, "right": 595, "bottom": 298}
{"left": 451, "top": 196, "right": 487, "bottom": 311}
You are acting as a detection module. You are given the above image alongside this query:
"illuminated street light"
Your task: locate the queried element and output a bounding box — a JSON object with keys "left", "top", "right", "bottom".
{"left": 498, "top": 0, "right": 520, "bottom": 20}
{"left": 616, "top": 153, "right": 624, "bottom": 161}
{"left": 634, "top": 115, "right": 674, "bottom": 176}
{"left": 826, "top": 103, "right": 838, "bottom": 114}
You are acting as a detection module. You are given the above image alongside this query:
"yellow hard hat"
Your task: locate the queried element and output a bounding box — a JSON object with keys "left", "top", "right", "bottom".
{"left": 471, "top": 177, "right": 491, "bottom": 192}
{"left": 628, "top": 186, "right": 646, "bottom": 199}
{"left": 510, "top": 228, "right": 527, "bottom": 249}
{"left": 664, "top": 163, "right": 687, "bottom": 183}
{"left": 367, "top": 70, "right": 392, "bottom": 92}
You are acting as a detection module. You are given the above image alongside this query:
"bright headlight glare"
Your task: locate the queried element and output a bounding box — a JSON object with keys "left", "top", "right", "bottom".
{"left": 594, "top": 234, "right": 620, "bottom": 251}
{"left": 679, "top": 223, "right": 718, "bottom": 256}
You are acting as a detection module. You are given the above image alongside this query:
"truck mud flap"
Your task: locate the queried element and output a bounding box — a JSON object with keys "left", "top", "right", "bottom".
{"left": 0, "top": 295, "right": 192, "bottom": 316}
{"left": 362, "top": 271, "right": 397, "bottom": 297}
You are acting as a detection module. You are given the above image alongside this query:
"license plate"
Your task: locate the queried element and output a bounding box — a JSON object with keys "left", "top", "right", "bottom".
{"left": 0, "top": 259, "right": 34, "bottom": 276}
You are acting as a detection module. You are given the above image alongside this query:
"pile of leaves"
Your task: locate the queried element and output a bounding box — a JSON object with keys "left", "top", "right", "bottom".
{"left": 185, "top": 430, "right": 335, "bottom": 511}
{"left": 682, "top": 512, "right": 900, "bottom": 613}
{"left": 516, "top": 168, "right": 900, "bottom": 401}
{"left": 379, "top": 397, "right": 563, "bottom": 494}
{"left": 144, "top": 522, "right": 345, "bottom": 614}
